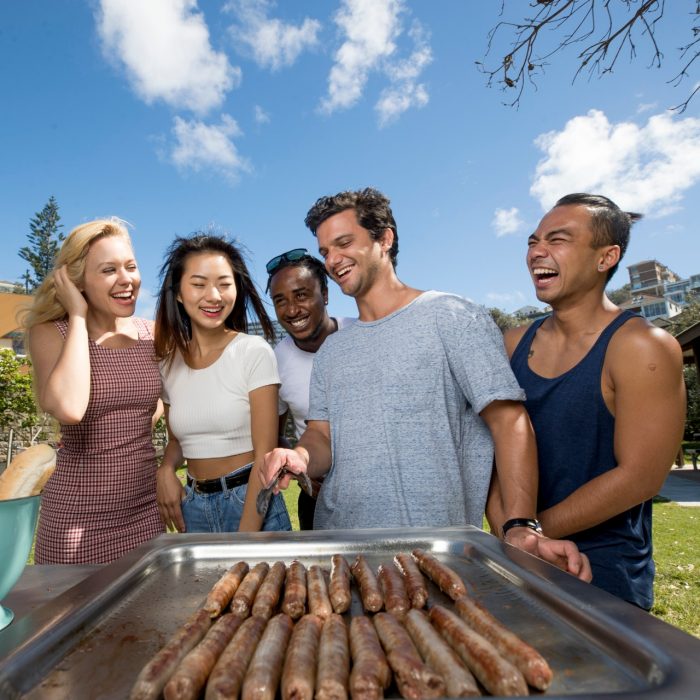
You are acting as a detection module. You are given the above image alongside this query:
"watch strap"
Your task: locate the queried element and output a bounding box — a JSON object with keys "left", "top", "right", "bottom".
{"left": 501, "top": 517, "right": 543, "bottom": 539}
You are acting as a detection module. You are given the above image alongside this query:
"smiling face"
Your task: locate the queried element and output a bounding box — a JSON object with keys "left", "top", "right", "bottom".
{"left": 81, "top": 235, "right": 140, "bottom": 316}
{"left": 527, "top": 204, "right": 620, "bottom": 306}
{"left": 176, "top": 252, "right": 237, "bottom": 332}
{"left": 316, "top": 208, "right": 389, "bottom": 299}
{"left": 270, "top": 265, "right": 329, "bottom": 346}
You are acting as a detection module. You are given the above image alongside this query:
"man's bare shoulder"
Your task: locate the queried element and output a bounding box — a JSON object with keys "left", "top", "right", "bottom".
{"left": 607, "top": 316, "right": 683, "bottom": 372}
{"left": 503, "top": 323, "right": 534, "bottom": 359}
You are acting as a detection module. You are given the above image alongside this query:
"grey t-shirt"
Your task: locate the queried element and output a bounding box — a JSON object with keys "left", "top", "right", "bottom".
{"left": 308, "top": 291, "right": 525, "bottom": 530}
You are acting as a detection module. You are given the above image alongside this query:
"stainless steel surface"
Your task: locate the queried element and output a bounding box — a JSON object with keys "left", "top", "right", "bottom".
{"left": 3, "top": 566, "right": 102, "bottom": 621}
{"left": 0, "top": 526, "right": 698, "bottom": 699}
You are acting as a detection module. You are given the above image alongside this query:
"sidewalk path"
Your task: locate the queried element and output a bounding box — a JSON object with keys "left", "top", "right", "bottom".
{"left": 658, "top": 467, "right": 700, "bottom": 507}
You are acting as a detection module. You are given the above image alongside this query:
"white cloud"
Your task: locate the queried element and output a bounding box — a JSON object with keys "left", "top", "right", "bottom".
{"left": 492, "top": 207, "right": 524, "bottom": 237}
{"left": 254, "top": 105, "right": 270, "bottom": 125}
{"left": 376, "top": 21, "right": 432, "bottom": 127}
{"left": 226, "top": 0, "right": 320, "bottom": 71}
{"left": 485, "top": 290, "right": 526, "bottom": 305}
{"left": 320, "top": 0, "right": 401, "bottom": 114}
{"left": 96, "top": 0, "right": 239, "bottom": 114}
{"left": 170, "top": 115, "right": 251, "bottom": 183}
{"left": 636, "top": 102, "right": 658, "bottom": 114}
{"left": 530, "top": 109, "right": 700, "bottom": 217}
{"left": 321, "top": 1, "right": 432, "bottom": 126}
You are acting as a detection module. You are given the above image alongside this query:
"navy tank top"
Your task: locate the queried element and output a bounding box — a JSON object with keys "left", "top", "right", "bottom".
{"left": 511, "top": 310, "right": 653, "bottom": 609}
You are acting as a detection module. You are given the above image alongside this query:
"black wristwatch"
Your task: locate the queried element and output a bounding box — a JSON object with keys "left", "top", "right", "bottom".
{"left": 501, "top": 518, "right": 543, "bottom": 539}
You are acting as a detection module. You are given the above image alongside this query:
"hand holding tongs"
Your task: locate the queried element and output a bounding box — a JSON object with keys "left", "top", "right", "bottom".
{"left": 256, "top": 467, "right": 314, "bottom": 517}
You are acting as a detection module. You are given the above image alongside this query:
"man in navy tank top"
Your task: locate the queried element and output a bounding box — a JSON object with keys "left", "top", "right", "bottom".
{"left": 500, "top": 193, "right": 686, "bottom": 609}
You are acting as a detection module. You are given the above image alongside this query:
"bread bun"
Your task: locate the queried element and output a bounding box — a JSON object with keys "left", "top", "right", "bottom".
{"left": 0, "top": 444, "right": 56, "bottom": 500}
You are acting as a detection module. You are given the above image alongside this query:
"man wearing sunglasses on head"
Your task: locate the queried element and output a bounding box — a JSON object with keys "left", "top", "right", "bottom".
{"left": 261, "top": 187, "right": 591, "bottom": 582}
{"left": 266, "top": 249, "right": 354, "bottom": 529}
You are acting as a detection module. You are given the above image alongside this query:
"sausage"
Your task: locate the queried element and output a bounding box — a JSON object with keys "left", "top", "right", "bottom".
{"left": 351, "top": 555, "right": 383, "bottom": 613}
{"left": 377, "top": 563, "right": 410, "bottom": 618}
{"left": 252, "top": 561, "right": 287, "bottom": 620}
{"left": 204, "top": 561, "right": 249, "bottom": 617}
{"left": 242, "top": 613, "right": 294, "bottom": 700}
{"left": 282, "top": 560, "right": 308, "bottom": 620}
{"left": 373, "top": 612, "right": 446, "bottom": 700}
{"left": 329, "top": 554, "right": 352, "bottom": 614}
{"left": 205, "top": 615, "right": 267, "bottom": 700}
{"left": 281, "top": 614, "right": 323, "bottom": 700}
{"left": 411, "top": 549, "right": 467, "bottom": 600}
{"left": 429, "top": 605, "right": 527, "bottom": 697}
{"left": 130, "top": 608, "right": 212, "bottom": 700}
{"left": 231, "top": 562, "right": 270, "bottom": 617}
{"left": 454, "top": 595, "right": 553, "bottom": 690}
{"left": 307, "top": 565, "right": 333, "bottom": 620}
{"left": 349, "top": 616, "right": 391, "bottom": 700}
{"left": 316, "top": 613, "right": 350, "bottom": 700}
{"left": 164, "top": 613, "right": 246, "bottom": 700}
{"left": 403, "top": 610, "right": 479, "bottom": 697}
{"left": 393, "top": 553, "right": 428, "bottom": 609}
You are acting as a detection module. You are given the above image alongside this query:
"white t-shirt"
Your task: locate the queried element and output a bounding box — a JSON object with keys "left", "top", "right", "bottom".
{"left": 161, "top": 333, "right": 279, "bottom": 459}
{"left": 275, "top": 317, "right": 354, "bottom": 439}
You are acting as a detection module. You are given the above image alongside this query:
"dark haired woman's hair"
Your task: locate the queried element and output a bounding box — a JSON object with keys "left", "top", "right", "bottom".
{"left": 154, "top": 233, "right": 275, "bottom": 369}
{"left": 304, "top": 187, "right": 399, "bottom": 268}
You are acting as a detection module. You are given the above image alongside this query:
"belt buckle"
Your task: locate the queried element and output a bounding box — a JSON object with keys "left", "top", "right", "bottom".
{"left": 189, "top": 476, "right": 207, "bottom": 494}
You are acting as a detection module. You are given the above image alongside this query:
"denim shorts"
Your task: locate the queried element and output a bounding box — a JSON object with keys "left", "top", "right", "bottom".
{"left": 182, "top": 468, "right": 292, "bottom": 533}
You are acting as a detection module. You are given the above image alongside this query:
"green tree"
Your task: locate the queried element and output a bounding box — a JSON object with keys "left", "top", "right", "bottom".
{"left": 0, "top": 350, "right": 37, "bottom": 434}
{"left": 0, "top": 350, "right": 54, "bottom": 453}
{"left": 607, "top": 283, "right": 632, "bottom": 305}
{"left": 488, "top": 307, "right": 520, "bottom": 331}
{"left": 669, "top": 299, "right": 700, "bottom": 335}
{"left": 18, "top": 196, "right": 64, "bottom": 292}
{"left": 684, "top": 366, "right": 700, "bottom": 439}
{"left": 480, "top": 1, "right": 700, "bottom": 112}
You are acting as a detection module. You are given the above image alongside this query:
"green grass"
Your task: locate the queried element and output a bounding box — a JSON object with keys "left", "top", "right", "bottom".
{"left": 651, "top": 501, "right": 700, "bottom": 637}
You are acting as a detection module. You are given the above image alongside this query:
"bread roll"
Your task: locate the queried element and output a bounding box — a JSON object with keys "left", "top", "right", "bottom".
{"left": 0, "top": 444, "right": 56, "bottom": 500}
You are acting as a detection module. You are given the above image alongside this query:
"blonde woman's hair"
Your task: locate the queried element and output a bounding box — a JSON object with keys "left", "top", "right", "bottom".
{"left": 20, "top": 218, "right": 132, "bottom": 330}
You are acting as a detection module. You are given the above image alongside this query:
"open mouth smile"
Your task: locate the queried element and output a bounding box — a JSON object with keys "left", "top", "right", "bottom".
{"left": 532, "top": 267, "right": 559, "bottom": 285}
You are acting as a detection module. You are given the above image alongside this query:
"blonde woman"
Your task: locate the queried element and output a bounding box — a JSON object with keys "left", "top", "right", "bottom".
{"left": 22, "top": 219, "right": 164, "bottom": 564}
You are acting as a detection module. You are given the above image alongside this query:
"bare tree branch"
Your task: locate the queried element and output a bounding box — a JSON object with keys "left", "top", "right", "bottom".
{"left": 479, "top": 0, "right": 699, "bottom": 111}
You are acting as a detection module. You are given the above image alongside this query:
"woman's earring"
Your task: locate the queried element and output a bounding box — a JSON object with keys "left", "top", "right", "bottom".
{"left": 598, "top": 264, "right": 605, "bottom": 272}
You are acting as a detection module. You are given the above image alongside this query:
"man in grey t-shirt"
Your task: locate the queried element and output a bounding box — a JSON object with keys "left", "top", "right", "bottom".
{"left": 262, "top": 187, "right": 590, "bottom": 578}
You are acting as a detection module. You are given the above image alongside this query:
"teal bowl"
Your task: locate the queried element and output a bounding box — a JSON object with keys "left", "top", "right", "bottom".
{"left": 0, "top": 494, "right": 40, "bottom": 630}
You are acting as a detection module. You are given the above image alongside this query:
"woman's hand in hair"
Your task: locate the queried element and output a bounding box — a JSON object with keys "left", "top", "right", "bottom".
{"left": 54, "top": 265, "right": 88, "bottom": 319}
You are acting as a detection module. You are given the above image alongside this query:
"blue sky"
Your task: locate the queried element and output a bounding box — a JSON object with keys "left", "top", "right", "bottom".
{"left": 2, "top": 0, "right": 699, "bottom": 321}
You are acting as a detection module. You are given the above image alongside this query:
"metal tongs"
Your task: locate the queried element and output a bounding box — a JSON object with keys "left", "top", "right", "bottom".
{"left": 256, "top": 467, "right": 314, "bottom": 517}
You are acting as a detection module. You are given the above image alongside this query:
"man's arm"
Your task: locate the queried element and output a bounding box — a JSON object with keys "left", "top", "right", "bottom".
{"left": 483, "top": 399, "right": 591, "bottom": 581}
{"left": 261, "top": 420, "right": 332, "bottom": 491}
{"left": 539, "top": 325, "right": 685, "bottom": 538}
{"left": 481, "top": 399, "right": 539, "bottom": 527}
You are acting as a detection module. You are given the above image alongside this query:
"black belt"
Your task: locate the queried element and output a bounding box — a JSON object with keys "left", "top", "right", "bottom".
{"left": 187, "top": 466, "right": 252, "bottom": 494}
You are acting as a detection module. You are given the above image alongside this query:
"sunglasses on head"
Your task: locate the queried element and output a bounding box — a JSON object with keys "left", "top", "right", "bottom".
{"left": 265, "top": 248, "right": 310, "bottom": 276}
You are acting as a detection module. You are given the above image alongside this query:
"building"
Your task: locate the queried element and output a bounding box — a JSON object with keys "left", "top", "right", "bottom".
{"left": 618, "top": 294, "right": 683, "bottom": 322}
{"left": 627, "top": 260, "right": 682, "bottom": 298}
{"left": 0, "top": 290, "right": 32, "bottom": 353}
{"left": 247, "top": 319, "right": 287, "bottom": 345}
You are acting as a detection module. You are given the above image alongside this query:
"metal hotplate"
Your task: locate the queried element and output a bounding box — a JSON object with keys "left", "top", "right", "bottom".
{"left": 0, "top": 527, "right": 698, "bottom": 698}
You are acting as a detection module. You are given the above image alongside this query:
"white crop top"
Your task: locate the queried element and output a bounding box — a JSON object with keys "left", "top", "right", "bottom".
{"left": 161, "top": 333, "right": 280, "bottom": 459}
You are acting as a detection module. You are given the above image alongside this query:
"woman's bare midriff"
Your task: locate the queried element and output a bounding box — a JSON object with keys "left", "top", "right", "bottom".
{"left": 187, "top": 450, "right": 255, "bottom": 481}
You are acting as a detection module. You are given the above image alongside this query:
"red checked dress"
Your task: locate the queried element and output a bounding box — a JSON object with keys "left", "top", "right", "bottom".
{"left": 34, "top": 317, "right": 165, "bottom": 564}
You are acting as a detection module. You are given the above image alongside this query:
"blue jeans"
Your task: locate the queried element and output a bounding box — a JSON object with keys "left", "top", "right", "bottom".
{"left": 182, "top": 471, "right": 292, "bottom": 533}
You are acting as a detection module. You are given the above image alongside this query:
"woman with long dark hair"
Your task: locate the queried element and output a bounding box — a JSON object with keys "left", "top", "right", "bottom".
{"left": 154, "top": 233, "right": 291, "bottom": 533}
